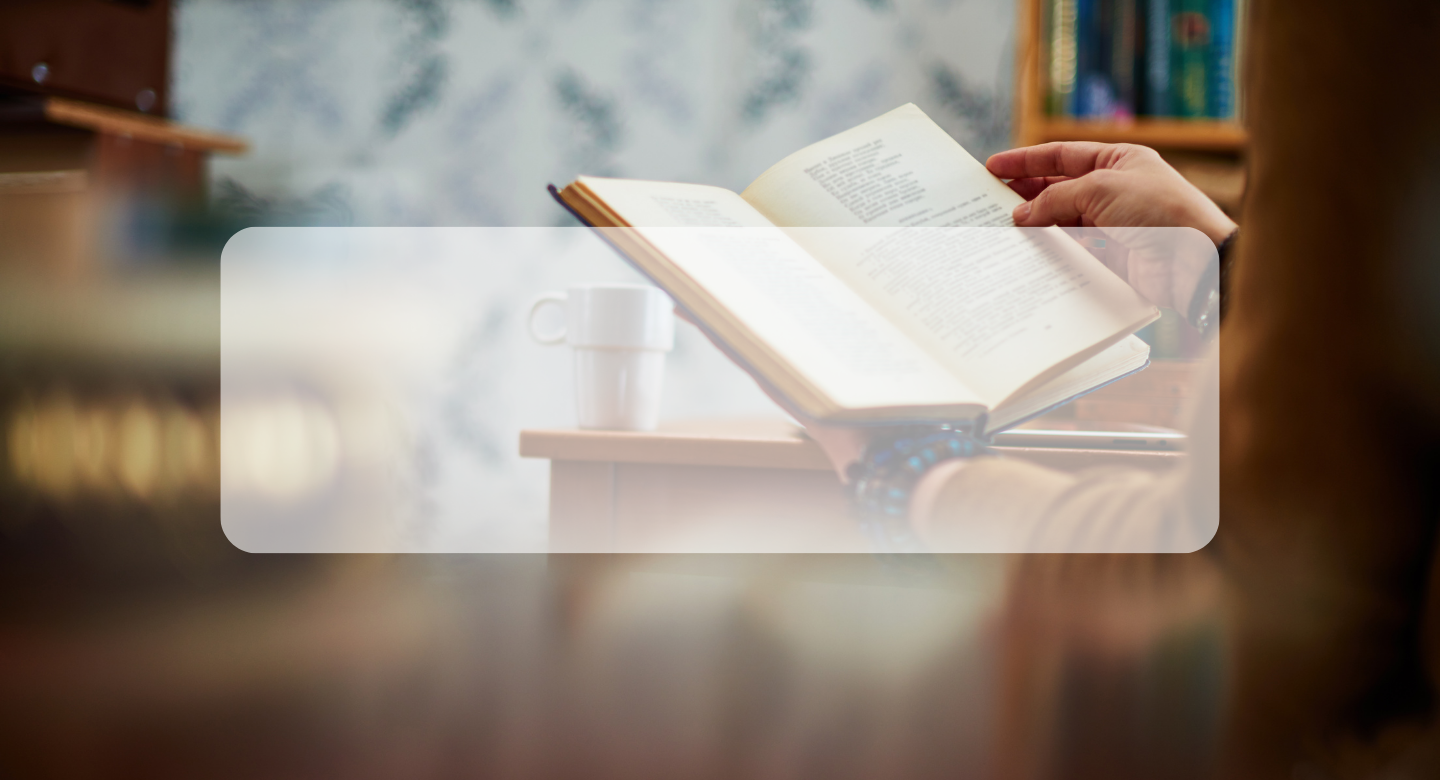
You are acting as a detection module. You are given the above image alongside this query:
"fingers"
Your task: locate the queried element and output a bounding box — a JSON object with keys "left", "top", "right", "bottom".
{"left": 986, "top": 142, "right": 1120, "bottom": 180}
{"left": 1007, "top": 175, "right": 1070, "bottom": 201}
{"left": 1012, "top": 176, "right": 1100, "bottom": 227}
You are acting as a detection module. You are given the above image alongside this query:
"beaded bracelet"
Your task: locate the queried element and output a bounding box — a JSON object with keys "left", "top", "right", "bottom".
{"left": 846, "top": 425, "right": 989, "bottom": 554}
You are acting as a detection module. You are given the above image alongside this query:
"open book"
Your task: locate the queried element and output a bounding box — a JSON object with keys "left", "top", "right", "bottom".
{"left": 553, "top": 104, "right": 1159, "bottom": 433}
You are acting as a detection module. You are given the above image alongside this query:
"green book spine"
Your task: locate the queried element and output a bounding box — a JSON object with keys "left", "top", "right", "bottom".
{"left": 1170, "top": 0, "right": 1210, "bottom": 118}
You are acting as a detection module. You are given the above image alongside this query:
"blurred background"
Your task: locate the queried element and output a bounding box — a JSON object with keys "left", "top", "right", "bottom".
{"left": 3, "top": 0, "right": 1032, "bottom": 548}
{"left": 178, "top": 0, "right": 1018, "bottom": 226}
{"left": 0, "top": 0, "right": 1251, "bottom": 776}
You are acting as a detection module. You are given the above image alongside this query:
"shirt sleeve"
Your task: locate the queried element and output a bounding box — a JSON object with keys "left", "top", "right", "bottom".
{"left": 912, "top": 345, "right": 1220, "bottom": 553}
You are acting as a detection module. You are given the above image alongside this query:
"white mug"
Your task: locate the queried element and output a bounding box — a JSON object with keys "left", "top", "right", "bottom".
{"left": 528, "top": 284, "right": 675, "bottom": 431}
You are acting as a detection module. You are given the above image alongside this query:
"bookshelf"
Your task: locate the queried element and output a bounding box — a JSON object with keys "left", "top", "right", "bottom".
{"left": 1018, "top": 117, "right": 1245, "bottom": 151}
{"left": 1013, "top": 0, "right": 1248, "bottom": 155}
{"left": 1011, "top": 0, "right": 1242, "bottom": 364}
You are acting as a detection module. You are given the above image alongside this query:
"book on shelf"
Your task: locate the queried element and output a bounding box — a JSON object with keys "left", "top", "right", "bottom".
{"left": 1073, "top": 0, "right": 1105, "bottom": 116}
{"left": 1072, "top": 0, "right": 1141, "bottom": 119}
{"left": 1208, "top": 0, "right": 1237, "bottom": 119}
{"left": 1171, "top": 0, "right": 1210, "bottom": 117}
{"left": 1046, "top": 0, "right": 1079, "bottom": 116}
{"left": 1144, "top": 0, "right": 1171, "bottom": 115}
{"left": 551, "top": 104, "right": 1160, "bottom": 434}
{"left": 1047, "top": 0, "right": 1241, "bottom": 122}
{"left": 1111, "top": 0, "right": 1140, "bottom": 117}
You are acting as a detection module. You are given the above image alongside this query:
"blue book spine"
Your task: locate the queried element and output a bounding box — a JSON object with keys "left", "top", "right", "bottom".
{"left": 1111, "top": 0, "right": 1139, "bottom": 117}
{"left": 1075, "top": 0, "right": 1121, "bottom": 117}
{"left": 1074, "top": 0, "right": 1096, "bottom": 116}
{"left": 1145, "top": 0, "right": 1170, "bottom": 116}
{"left": 1208, "top": 0, "right": 1235, "bottom": 118}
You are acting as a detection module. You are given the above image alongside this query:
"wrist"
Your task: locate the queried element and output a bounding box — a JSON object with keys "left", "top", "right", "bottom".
{"left": 848, "top": 426, "right": 988, "bottom": 552}
{"left": 1167, "top": 221, "right": 1236, "bottom": 313}
{"left": 1200, "top": 215, "right": 1239, "bottom": 248}
{"left": 1186, "top": 228, "right": 1236, "bottom": 337}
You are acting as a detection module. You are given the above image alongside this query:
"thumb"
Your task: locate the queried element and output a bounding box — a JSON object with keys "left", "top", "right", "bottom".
{"left": 1012, "top": 176, "right": 1097, "bottom": 228}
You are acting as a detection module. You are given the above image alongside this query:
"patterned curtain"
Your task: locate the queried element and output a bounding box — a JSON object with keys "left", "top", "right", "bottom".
{"left": 175, "top": 0, "right": 1015, "bottom": 227}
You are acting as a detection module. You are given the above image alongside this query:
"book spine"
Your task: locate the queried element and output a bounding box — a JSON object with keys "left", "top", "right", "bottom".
{"left": 1207, "top": 0, "right": 1235, "bottom": 118}
{"left": 1144, "top": 0, "right": 1170, "bottom": 116}
{"left": 1233, "top": 0, "right": 1246, "bottom": 121}
{"left": 1049, "top": 0, "right": 1079, "bottom": 116}
{"left": 1074, "top": 0, "right": 1095, "bottom": 116}
{"left": 1170, "top": 0, "right": 1210, "bottom": 118}
{"left": 1075, "top": 0, "right": 1121, "bottom": 118}
{"left": 1111, "top": 0, "right": 1139, "bottom": 118}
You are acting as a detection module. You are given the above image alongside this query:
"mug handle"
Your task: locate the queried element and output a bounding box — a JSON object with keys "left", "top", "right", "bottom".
{"left": 528, "top": 293, "right": 568, "bottom": 345}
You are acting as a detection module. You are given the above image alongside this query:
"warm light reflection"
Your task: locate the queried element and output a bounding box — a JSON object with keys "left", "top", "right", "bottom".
{"left": 221, "top": 395, "right": 341, "bottom": 503}
{"left": 9, "top": 394, "right": 70, "bottom": 498}
{"left": 72, "top": 403, "right": 113, "bottom": 490}
{"left": 117, "top": 399, "right": 161, "bottom": 499}
{"left": 5, "top": 391, "right": 219, "bottom": 504}
{"left": 163, "top": 406, "right": 213, "bottom": 494}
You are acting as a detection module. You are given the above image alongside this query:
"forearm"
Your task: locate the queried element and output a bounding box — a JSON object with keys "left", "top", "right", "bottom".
{"left": 910, "top": 456, "right": 1204, "bottom": 553}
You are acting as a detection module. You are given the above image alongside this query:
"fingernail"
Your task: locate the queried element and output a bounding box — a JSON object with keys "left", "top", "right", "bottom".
{"left": 1013, "top": 202, "right": 1031, "bottom": 222}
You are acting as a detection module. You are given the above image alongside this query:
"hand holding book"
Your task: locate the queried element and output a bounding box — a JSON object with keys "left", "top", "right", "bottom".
{"left": 553, "top": 106, "right": 1227, "bottom": 556}
{"left": 555, "top": 105, "right": 1160, "bottom": 431}
{"left": 667, "top": 136, "right": 1237, "bottom": 486}
{"left": 987, "top": 142, "right": 1237, "bottom": 312}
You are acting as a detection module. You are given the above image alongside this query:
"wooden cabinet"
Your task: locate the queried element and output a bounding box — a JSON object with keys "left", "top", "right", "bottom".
{"left": 0, "top": 97, "right": 246, "bottom": 277}
{"left": 0, "top": 0, "right": 170, "bottom": 116}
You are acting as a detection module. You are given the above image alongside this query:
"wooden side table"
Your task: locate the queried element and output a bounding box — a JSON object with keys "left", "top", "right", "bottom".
{"left": 521, "top": 419, "right": 1182, "bottom": 553}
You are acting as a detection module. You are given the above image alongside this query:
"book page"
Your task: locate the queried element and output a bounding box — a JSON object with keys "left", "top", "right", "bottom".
{"left": 739, "top": 105, "right": 1157, "bottom": 405}
{"left": 792, "top": 225, "right": 1155, "bottom": 404}
{"left": 983, "top": 336, "right": 1152, "bottom": 432}
{"left": 573, "top": 177, "right": 986, "bottom": 415}
{"left": 742, "top": 103, "right": 1024, "bottom": 229}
